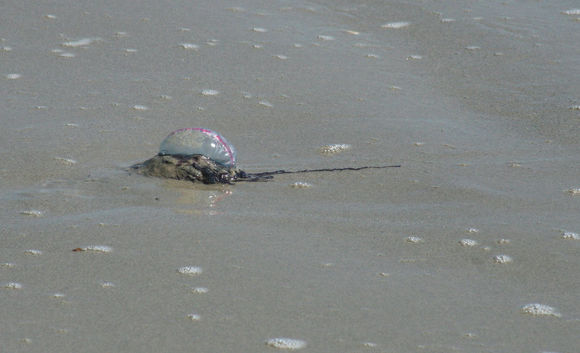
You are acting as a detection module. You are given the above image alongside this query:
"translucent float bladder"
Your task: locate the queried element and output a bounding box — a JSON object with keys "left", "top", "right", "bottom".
{"left": 158, "top": 128, "right": 237, "bottom": 168}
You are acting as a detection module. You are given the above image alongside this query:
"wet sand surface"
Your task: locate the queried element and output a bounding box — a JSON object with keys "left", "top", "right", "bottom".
{"left": 1, "top": 1, "right": 579, "bottom": 352}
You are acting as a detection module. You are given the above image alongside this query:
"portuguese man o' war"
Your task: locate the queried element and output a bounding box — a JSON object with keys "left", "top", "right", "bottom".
{"left": 131, "top": 128, "right": 400, "bottom": 184}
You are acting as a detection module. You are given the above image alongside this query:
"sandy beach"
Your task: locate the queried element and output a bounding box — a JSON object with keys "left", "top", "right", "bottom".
{"left": 1, "top": 1, "right": 579, "bottom": 352}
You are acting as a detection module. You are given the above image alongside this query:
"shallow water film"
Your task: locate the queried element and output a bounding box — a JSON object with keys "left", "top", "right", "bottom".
{"left": 1, "top": 0, "right": 578, "bottom": 352}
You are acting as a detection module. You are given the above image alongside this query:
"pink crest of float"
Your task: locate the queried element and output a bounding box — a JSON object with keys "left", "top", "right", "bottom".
{"left": 159, "top": 128, "right": 237, "bottom": 167}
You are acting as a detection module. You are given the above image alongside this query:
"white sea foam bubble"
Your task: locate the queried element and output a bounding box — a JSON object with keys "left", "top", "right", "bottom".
{"left": 521, "top": 303, "right": 561, "bottom": 317}
{"left": 192, "top": 287, "right": 209, "bottom": 294}
{"left": 59, "top": 52, "right": 75, "bottom": 58}
{"left": 258, "top": 100, "right": 273, "bottom": 108}
{"left": 290, "top": 182, "right": 312, "bottom": 189}
{"left": 61, "top": 37, "right": 100, "bottom": 48}
{"left": 459, "top": 239, "right": 478, "bottom": 247}
{"left": 187, "top": 313, "right": 201, "bottom": 321}
{"left": 179, "top": 43, "right": 199, "bottom": 50}
{"left": 561, "top": 231, "right": 579, "bottom": 240}
{"left": 317, "top": 35, "right": 335, "bottom": 41}
{"left": 54, "top": 157, "right": 77, "bottom": 165}
{"left": 178, "top": 266, "right": 203, "bottom": 275}
{"left": 21, "top": 210, "right": 44, "bottom": 217}
{"left": 381, "top": 21, "right": 410, "bottom": 29}
{"left": 3, "top": 282, "right": 23, "bottom": 289}
{"left": 319, "top": 144, "right": 351, "bottom": 154}
{"left": 562, "top": 9, "right": 580, "bottom": 15}
{"left": 493, "top": 254, "right": 513, "bottom": 264}
{"left": 201, "top": 89, "right": 219, "bottom": 96}
{"left": 75, "top": 245, "right": 112, "bottom": 253}
{"left": 406, "top": 236, "right": 424, "bottom": 244}
{"left": 266, "top": 338, "right": 306, "bottom": 350}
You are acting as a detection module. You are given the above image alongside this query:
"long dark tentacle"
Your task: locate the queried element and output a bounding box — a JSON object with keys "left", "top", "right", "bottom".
{"left": 234, "top": 165, "right": 401, "bottom": 182}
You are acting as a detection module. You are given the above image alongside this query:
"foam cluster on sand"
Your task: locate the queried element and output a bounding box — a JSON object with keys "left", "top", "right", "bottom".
{"left": 265, "top": 338, "right": 307, "bottom": 350}
{"left": 319, "top": 144, "right": 351, "bottom": 155}
{"left": 521, "top": 303, "right": 561, "bottom": 317}
{"left": 73, "top": 245, "right": 112, "bottom": 253}
{"left": 177, "top": 266, "right": 203, "bottom": 275}
{"left": 290, "top": 181, "right": 312, "bottom": 189}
